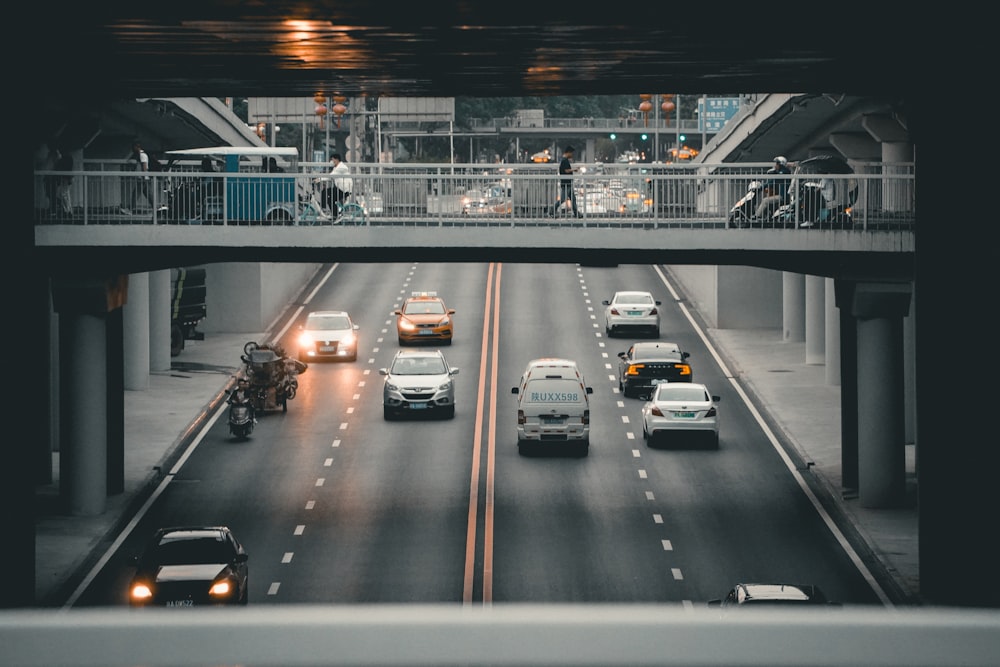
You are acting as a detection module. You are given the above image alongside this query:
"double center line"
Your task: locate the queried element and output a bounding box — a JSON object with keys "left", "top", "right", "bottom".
{"left": 463, "top": 262, "right": 502, "bottom": 605}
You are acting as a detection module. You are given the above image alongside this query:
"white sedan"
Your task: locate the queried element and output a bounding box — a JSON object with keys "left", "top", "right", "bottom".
{"left": 641, "top": 381, "right": 720, "bottom": 449}
{"left": 602, "top": 290, "right": 661, "bottom": 338}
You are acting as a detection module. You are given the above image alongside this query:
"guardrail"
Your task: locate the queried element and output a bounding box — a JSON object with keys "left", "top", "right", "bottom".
{"left": 34, "top": 162, "right": 915, "bottom": 231}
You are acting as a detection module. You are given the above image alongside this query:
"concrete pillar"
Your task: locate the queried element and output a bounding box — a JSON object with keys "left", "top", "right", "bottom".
{"left": 149, "top": 270, "right": 171, "bottom": 372}
{"left": 805, "top": 275, "right": 825, "bottom": 365}
{"left": 123, "top": 272, "right": 149, "bottom": 390}
{"left": 882, "top": 141, "right": 914, "bottom": 214}
{"left": 782, "top": 272, "right": 804, "bottom": 342}
{"left": 59, "top": 312, "right": 108, "bottom": 516}
{"left": 853, "top": 282, "right": 911, "bottom": 509}
{"left": 824, "top": 278, "right": 840, "bottom": 386}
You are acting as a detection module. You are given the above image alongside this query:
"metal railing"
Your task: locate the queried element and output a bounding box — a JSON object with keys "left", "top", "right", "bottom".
{"left": 33, "top": 161, "right": 915, "bottom": 231}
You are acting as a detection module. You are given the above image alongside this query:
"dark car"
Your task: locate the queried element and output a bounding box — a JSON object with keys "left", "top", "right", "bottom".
{"left": 129, "top": 526, "right": 249, "bottom": 607}
{"left": 708, "top": 583, "right": 833, "bottom": 608}
{"left": 617, "top": 341, "right": 692, "bottom": 398}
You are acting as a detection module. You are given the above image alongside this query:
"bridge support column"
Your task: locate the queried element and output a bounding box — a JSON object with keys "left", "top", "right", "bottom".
{"left": 150, "top": 270, "right": 171, "bottom": 372}
{"left": 782, "top": 272, "right": 804, "bottom": 342}
{"left": 123, "top": 272, "right": 149, "bottom": 391}
{"left": 52, "top": 276, "right": 128, "bottom": 516}
{"left": 805, "top": 275, "right": 825, "bottom": 365}
{"left": 824, "top": 278, "right": 840, "bottom": 386}
{"left": 852, "top": 281, "right": 911, "bottom": 509}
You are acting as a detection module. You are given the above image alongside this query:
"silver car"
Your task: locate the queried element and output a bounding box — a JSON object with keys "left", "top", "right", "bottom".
{"left": 297, "top": 310, "right": 359, "bottom": 362}
{"left": 603, "top": 290, "right": 661, "bottom": 338}
{"left": 641, "top": 381, "right": 720, "bottom": 449}
{"left": 379, "top": 349, "right": 459, "bottom": 420}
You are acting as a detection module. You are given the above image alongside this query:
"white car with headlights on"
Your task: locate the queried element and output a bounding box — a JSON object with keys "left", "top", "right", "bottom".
{"left": 379, "top": 349, "right": 459, "bottom": 420}
{"left": 297, "top": 310, "right": 359, "bottom": 362}
{"left": 641, "top": 381, "right": 720, "bottom": 449}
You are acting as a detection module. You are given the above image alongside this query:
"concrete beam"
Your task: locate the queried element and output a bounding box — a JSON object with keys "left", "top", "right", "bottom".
{"left": 863, "top": 113, "right": 909, "bottom": 143}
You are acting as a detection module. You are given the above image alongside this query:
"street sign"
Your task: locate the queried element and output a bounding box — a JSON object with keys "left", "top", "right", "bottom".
{"left": 698, "top": 97, "right": 741, "bottom": 133}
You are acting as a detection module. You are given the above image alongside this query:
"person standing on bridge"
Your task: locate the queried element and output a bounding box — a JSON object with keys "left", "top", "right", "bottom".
{"left": 123, "top": 140, "right": 152, "bottom": 215}
{"left": 551, "top": 145, "right": 582, "bottom": 218}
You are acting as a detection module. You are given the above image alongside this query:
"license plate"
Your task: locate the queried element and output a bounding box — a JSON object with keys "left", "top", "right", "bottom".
{"left": 166, "top": 600, "right": 194, "bottom": 607}
{"left": 419, "top": 330, "right": 434, "bottom": 335}
{"left": 627, "top": 310, "right": 643, "bottom": 316}
{"left": 409, "top": 402, "right": 427, "bottom": 409}
{"left": 542, "top": 417, "right": 564, "bottom": 424}
{"left": 319, "top": 345, "right": 336, "bottom": 352}
{"left": 673, "top": 411, "right": 696, "bottom": 419}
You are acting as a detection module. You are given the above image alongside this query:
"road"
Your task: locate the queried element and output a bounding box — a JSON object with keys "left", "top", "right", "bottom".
{"left": 72, "top": 262, "right": 882, "bottom": 607}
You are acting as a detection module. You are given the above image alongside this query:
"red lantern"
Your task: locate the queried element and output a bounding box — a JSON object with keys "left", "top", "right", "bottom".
{"left": 332, "top": 102, "right": 347, "bottom": 128}
{"left": 315, "top": 105, "right": 328, "bottom": 116}
{"left": 639, "top": 99, "right": 653, "bottom": 126}
{"left": 313, "top": 92, "right": 327, "bottom": 104}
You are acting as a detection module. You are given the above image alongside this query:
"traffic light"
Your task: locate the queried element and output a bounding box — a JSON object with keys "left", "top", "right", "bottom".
{"left": 641, "top": 133, "right": 648, "bottom": 141}
{"left": 610, "top": 133, "right": 617, "bottom": 140}
{"left": 679, "top": 134, "right": 686, "bottom": 142}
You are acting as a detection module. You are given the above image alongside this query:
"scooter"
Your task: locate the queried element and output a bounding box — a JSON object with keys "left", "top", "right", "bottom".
{"left": 227, "top": 387, "right": 255, "bottom": 439}
{"left": 771, "top": 155, "right": 858, "bottom": 229}
{"left": 727, "top": 175, "right": 788, "bottom": 228}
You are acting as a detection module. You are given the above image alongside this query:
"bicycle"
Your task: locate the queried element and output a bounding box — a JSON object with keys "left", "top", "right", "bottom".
{"left": 334, "top": 194, "right": 366, "bottom": 225}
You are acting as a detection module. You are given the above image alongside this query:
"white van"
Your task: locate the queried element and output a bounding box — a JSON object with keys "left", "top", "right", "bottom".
{"left": 511, "top": 358, "right": 593, "bottom": 457}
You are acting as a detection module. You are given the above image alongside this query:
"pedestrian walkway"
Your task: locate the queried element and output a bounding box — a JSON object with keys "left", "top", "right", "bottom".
{"left": 33, "top": 324, "right": 920, "bottom": 607}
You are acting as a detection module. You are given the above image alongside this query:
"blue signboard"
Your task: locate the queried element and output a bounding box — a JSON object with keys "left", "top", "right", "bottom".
{"left": 697, "top": 97, "right": 741, "bottom": 133}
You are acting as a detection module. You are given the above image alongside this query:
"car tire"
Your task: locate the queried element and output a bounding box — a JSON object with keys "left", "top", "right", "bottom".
{"left": 577, "top": 442, "right": 589, "bottom": 457}
{"left": 606, "top": 325, "right": 614, "bottom": 337}
{"left": 443, "top": 405, "right": 456, "bottom": 419}
{"left": 517, "top": 442, "right": 528, "bottom": 456}
{"left": 383, "top": 406, "right": 395, "bottom": 421}
{"left": 444, "top": 337, "right": 452, "bottom": 346}
{"left": 398, "top": 337, "right": 407, "bottom": 346}
{"left": 710, "top": 433, "right": 720, "bottom": 450}
{"left": 652, "top": 327, "right": 660, "bottom": 338}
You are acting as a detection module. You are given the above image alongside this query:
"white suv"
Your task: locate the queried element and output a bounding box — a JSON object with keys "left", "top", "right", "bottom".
{"left": 511, "top": 357, "right": 593, "bottom": 456}
{"left": 379, "top": 349, "right": 459, "bottom": 420}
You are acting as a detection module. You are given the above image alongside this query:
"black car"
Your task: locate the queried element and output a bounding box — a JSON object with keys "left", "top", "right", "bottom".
{"left": 617, "top": 341, "right": 692, "bottom": 398}
{"left": 129, "top": 526, "right": 249, "bottom": 607}
{"left": 708, "top": 583, "right": 833, "bottom": 608}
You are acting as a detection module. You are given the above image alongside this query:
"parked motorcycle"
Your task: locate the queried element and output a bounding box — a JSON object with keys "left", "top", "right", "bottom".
{"left": 772, "top": 155, "right": 858, "bottom": 229}
{"left": 227, "top": 380, "right": 256, "bottom": 439}
{"left": 727, "top": 165, "right": 791, "bottom": 228}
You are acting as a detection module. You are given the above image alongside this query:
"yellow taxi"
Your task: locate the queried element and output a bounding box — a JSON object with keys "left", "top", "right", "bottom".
{"left": 394, "top": 291, "right": 455, "bottom": 345}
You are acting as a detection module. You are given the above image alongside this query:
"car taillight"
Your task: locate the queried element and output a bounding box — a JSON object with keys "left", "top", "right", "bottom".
{"left": 610, "top": 307, "right": 621, "bottom": 315}
{"left": 649, "top": 307, "right": 659, "bottom": 315}
{"left": 582, "top": 410, "right": 589, "bottom": 425}
{"left": 651, "top": 406, "right": 664, "bottom": 417}
{"left": 706, "top": 406, "right": 717, "bottom": 417}
{"left": 678, "top": 364, "right": 691, "bottom": 376}
{"left": 517, "top": 410, "right": 525, "bottom": 425}
{"left": 626, "top": 364, "right": 643, "bottom": 376}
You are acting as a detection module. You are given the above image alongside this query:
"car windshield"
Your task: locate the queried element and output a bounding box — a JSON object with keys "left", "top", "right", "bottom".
{"left": 404, "top": 301, "right": 445, "bottom": 315}
{"left": 151, "top": 536, "right": 234, "bottom": 565}
{"left": 617, "top": 293, "right": 653, "bottom": 305}
{"left": 391, "top": 356, "right": 446, "bottom": 375}
{"left": 308, "top": 315, "right": 350, "bottom": 330}
{"left": 655, "top": 385, "right": 708, "bottom": 402}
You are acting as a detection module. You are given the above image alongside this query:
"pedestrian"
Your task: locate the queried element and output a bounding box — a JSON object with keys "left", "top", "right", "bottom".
{"left": 123, "top": 140, "right": 152, "bottom": 214}
{"left": 551, "top": 145, "right": 582, "bottom": 218}
{"left": 324, "top": 152, "right": 353, "bottom": 212}
{"left": 54, "top": 147, "right": 74, "bottom": 218}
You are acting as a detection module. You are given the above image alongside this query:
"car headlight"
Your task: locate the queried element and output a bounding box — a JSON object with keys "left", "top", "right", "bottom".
{"left": 440, "top": 317, "right": 450, "bottom": 326}
{"left": 398, "top": 320, "right": 416, "bottom": 331}
{"left": 298, "top": 332, "right": 314, "bottom": 347}
{"left": 209, "top": 580, "right": 233, "bottom": 597}
{"left": 130, "top": 583, "right": 153, "bottom": 601}
{"left": 341, "top": 332, "right": 356, "bottom": 345}
{"left": 439, "top": 381, "right": 452, "bottom": 391}
{"left": 385, "top": 381, "right": 399, "bottom": 391}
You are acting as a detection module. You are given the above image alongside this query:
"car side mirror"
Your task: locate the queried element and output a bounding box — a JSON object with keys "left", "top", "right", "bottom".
{"left": 601, "top": 300, "right": 610, "bottom": 306}
{"left": 682, "top": 352, "right": 690, "bottom": 360}
{"left": 617, "top": 352, "right": 627, "bottom": 359}
{"left": 353, "top": 324, "right": 360, "bottom": 330}
{"left": 511, "top": 387, "right": 519, "bottom": 394}
{"left": 235, "top": 553, "right": 249, "bottom": 564}
{"left": 712, "top": 395, "right": 721, "bottom": 402}
{"left": 378, "top": 368, "right": 388, "bottom": 376}
{"left": 450, "top": 368, "right": 460, "bottom": 376}
{"left": 448, "top": 309, "right": 456, "bottom": 315}
{"left": 586, "top": 387, "right": 593, "bottom": 394}
{"left": 655, "top": 300, "right": 662, "bottom": 305}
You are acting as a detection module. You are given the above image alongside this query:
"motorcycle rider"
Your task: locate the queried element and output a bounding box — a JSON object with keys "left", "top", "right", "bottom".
{"left": 229, "top": 377, "right": 257, "bottom": 424}
{"left": 754, "top": 155, "right": 792, "bottom": 220}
